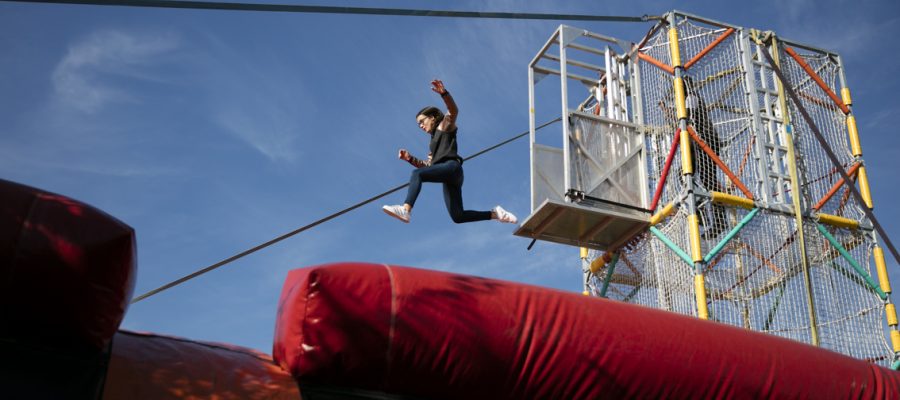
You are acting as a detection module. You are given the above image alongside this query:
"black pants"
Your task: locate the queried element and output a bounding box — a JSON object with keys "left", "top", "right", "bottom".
{"left": 404, "top": 160, "right": 491, "bottom": 223}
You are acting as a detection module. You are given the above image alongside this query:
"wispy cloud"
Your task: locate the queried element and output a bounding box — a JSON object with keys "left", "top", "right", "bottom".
{"left": 0, "top": 28, "right": 186, "bottom": 179}
{"left": 194, "top": 32, "right": 311, "bottom": 165}
{"left": 213, "top": 107, "right": 302, "bottom": 164}
{"left": 52, "top": 29, "right": 179, "bottom": 114}
{"left": 0, "top": 145, "right": 180, "bottom": 177}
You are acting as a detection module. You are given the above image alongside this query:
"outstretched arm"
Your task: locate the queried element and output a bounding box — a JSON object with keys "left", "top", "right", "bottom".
{"left": 431, "top": 79, "right": 457, "bottom": 132}
{"left": 399, "top": 149, "right": 432, "bottom": 168}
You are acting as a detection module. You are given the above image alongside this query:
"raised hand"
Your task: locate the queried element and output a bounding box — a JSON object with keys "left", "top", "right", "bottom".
{"left": 431, "top": 79, "right": 447, "bottom": 95}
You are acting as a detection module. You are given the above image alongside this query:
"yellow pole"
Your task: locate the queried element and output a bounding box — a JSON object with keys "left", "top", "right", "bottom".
{"left": 694, "top": 274, "right": 709, "bottom": 319}
{"left": 887, "top": 303, "right": 899, "bottom": 326}
{"left": 710, "top": 191, "right": 755, "bottom": 209}
{"left": 892, "top": 330, "right": 900, "bottom": 354}
{"left": 816, "top": 213, "right": 860, "bottom": 230}
{"left": 875, "top": 247, "right": 892, "bottom": 294}
{"left": 857, "top": 166, "right": 873, "bottom": 209}
{"left": 842, "top": 88, "right": 873, "bottom": 208}
{"left": 650, "top": 201, "right": 677, "bottom": 226}
{"left": 688, "top": 214, "right": 702, "bottom": 262}
{"left": 668, "top": 16, "right": 708, "bottom": 320}
{"left": 771, "top": 37, "right": 820, "bottom": 346}
{"left": 846, "top": 115, "right": 862, "bottom": 157}
{"left": 581, "top": 247, "right": 590, "bottom": 296}
{"left": 887, "top": 301, "right": 900, "bottom": 354}
{"left": 590, "top": 253, "right": 611, "bottom": 274}
{"left": 839, "top": 58, "right": 895, "bottom": 362}
{"left": 874, "top": 242, "right": 898, "bottom": 356}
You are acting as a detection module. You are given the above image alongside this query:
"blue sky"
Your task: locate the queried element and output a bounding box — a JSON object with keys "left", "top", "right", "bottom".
{"left": 2, "top": 0, "right": 899, "bottom": 353}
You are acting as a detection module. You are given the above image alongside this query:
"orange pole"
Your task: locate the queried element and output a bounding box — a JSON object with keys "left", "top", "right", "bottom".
{"left": 686, "top": 125, "right": 755, "bottom": 200}
{"left": 835, "top": 177, "right": 856, "bottom": 216}
{"left": 737, "top": 136, "right": 756, "bottom": 176}
{"left": 813, "top": 163, "right": 861, "bottom": 211}
{"left": 704, "top": 235, "right": 778, "bottom": 275}
{"left": 684, "top": 28, "right": 735, "bottom": 70}
{"left": 637, "top": 51, "right": 674, "bottom": 75}
{"left": 618, "top": 253, "right": 643, "bottom": 279}
{"left": 784, "top": 46, "right": 850, "bottom": 114}
{"left": 796, "top": 90, "right": 836, "bottom": 109}
{"left": 722, "top": 240, "right": 788, "bottom": 297}
{"left": 705, "top": 250, "right": 727, "bottom": 272}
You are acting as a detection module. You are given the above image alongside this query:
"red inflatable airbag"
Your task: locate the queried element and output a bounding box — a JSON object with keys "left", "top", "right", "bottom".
{"left": 273, "top": 262, "right": 900, "bottom": 399}
{"left": 103, "top": 330, "right": 300, "bottom": 399}
{"left": 0, "top": 179, "right": 136, "bottom": 350}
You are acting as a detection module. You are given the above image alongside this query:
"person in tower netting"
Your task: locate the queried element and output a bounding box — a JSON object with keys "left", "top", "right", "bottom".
{"left": 684, "top": 77, "right": 728, "bottom": 240}
{"left": 382, "top": 79, "right": 517, "bottom": 225}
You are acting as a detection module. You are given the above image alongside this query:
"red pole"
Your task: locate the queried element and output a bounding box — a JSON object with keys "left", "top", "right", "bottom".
{"left": 650, "top": 129, "right": 681, "bottom": 212}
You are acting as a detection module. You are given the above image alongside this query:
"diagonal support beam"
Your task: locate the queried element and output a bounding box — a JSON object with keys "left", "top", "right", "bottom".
{"left": 816, "top": 223, "right": 887, "bottom": 300}
{"left": 599, "top": 253, "right": 620, "bottom": 298}
{"left": 649, "top": 227, "right": 694, "bottom": 267}
{"left": 735, "top": 240, "right": 783, "bottom": 275}
{"left": 686, "top": 125, "right": 755, "bottom": 199}
{"left": 650, "top": 129, "right": 681, "bottom": 212}
{"left": 784, "top": 46, "right": 850, "bottom": 114}
{"left": 684, "top": 28, "right": 735, "bottom": 70}
{"left": 813, "top": 162, "right": 860, "bottom": 211}
{"left": 703, "top": 208, "right": 761, "bottom": 263}
{"left": 637, "top": 51, "right": 674, "bottom": 75}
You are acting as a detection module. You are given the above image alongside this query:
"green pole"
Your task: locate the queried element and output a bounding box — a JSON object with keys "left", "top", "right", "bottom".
{"left": 816, "top": 223, "right": 887, "bottom": 300}
{"left": 703, "top": 208, "right": 761, "bottom": 263}
{"left": 649, "top": 227, "right": 694, "bottom": 267}
{"left": 599, "top": 253, "right": 620, "bottom": 298}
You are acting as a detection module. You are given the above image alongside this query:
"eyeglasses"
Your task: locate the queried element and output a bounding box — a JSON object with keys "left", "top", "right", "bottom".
{"left": 416, "top": 117, "right": 431, "bottom": 126}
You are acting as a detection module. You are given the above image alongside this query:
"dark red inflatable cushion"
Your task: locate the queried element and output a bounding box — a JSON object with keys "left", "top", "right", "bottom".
{"left": 273, "top": 263, "right": 393, "bottom": 385}
{"left": 103, "top": 330, "right": 301, "bottom": 399}
{"left": 0, "top": 179, "right": 136, "bottom": 350}
{"left": 273, "top": 262, "right": 900, "bottom": 399}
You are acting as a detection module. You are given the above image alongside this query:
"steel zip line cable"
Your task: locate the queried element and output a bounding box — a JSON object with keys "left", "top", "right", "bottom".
{"left": 3, "top": 0, "right": 654, "bottom": 22}
{"left": 6, "top": 0, "right": 646, "bottom": 303}
{"left": 130, "top": 117, "right": 562, "bottom": 303}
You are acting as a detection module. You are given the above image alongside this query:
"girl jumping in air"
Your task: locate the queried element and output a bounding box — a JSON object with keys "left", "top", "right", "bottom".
{"left": 382, "top": 79, "right": 517, "bottom": 225}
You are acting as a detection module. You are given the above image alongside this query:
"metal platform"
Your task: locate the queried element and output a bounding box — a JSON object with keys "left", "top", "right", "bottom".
{"left": 514, "top": 199, "right": 649, "bottom": 251}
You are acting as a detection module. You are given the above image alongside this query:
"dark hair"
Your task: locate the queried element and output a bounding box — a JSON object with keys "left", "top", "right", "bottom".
{"left": 416, "top": 106, "right": 444, "bottom": 124}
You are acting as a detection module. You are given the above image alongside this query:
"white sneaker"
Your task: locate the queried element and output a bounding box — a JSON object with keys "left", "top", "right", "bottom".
{"left": 382, "top": 204, "right": 410, "bottom": 223}
{"left": 493, "top": 205, "right": 517, "bottom": 224}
